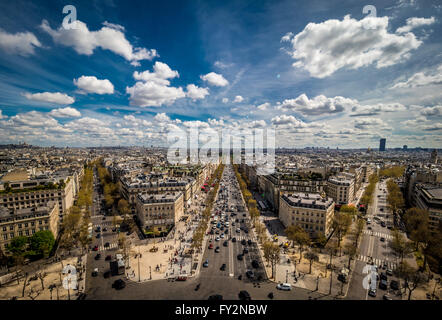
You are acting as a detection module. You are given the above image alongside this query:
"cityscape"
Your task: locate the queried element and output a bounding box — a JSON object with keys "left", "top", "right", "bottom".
{"left": 0, "top": 0, "right": 441, "bottom": 311}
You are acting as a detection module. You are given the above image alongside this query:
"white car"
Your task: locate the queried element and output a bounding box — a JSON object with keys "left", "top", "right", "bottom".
{"left": 220, "top": 234, "right": 225, "bottom": 239}
{"left": 215, "top": 236, "right": 220, "bottom": 241}
{"left": 276, "top": 283, "right": 292, "bottom": 291}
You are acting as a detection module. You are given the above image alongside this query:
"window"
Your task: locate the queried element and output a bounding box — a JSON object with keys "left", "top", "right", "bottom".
{"left": 3, "top": 234, "right": 7, "bottom": 240}
{"left": 2, "top": 227, "right": 5, "bottom": 232}
{"left": 9, "top": 225, "right": 13, "bottom": 230}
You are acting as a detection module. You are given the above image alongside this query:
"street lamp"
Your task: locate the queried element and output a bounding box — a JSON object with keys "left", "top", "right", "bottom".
{"left": 149, "top": 266, "right": 152, "bottom": 280}
{"left": 286, "top": 269, "right": 288, "bottom": 283}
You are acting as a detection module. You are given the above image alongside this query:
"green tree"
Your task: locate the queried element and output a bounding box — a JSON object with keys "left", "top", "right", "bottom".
{"left": 390, "top": 229, "right": 414, "bottom": 263}
{"left": 263, "top": 241, "right": 281, "bottom": 279}
{"left": 118, "top": 198, "right": 131, "bottom": 216}
{"left": 332, "top": 212, "right": 352, "bottom": 255}
{"left": 28, "top": 231, "right": 55, "bottom": 257}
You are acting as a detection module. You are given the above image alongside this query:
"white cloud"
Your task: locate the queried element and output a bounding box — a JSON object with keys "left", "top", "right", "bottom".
{"left": 0, "top": 28, "right": 42, "bottom": 56}
{"left": 186, "top": 84, "right": 209, "bottom": 100}
{"left": 420, "top": 105, "right": 442, "bottom": 116}
{"left": 233, "top": 95, "right": 244, "bottom": 103}
{"left": 74, "top": 76, "right": 114, "bottom": 94}
{"left": 200, "top": 72, "right": 229, "bottom": 87}
{"left": 133, "top": 62, "right": 179, "bottom": 85}
{"left": 422, "top": 123, "right": 442, "bottom": 131}
{"left": 126, "top": 81, "right": 185, "bottom": 107}
{"left": 284, "top": 15, "right": 422, "bottom": 78}
{"left": 277, "top": 94, "right": 357, "bottom": 115}
{"left": 102, "top": 21, "right": 125, "bottom": 32}
{"left": 396, "top": 17, "right": 436, "bottom": 34}
{"left": 350, "top": 103, "right": 406, "bottom": 116}
{"left": 222, "top": 98, "right": 229, "bottom": 103}
{"left": 280, "top": 32, "right": 294, "bottom": 42}
{"left": 390, "top": 65, "right": 442, "bottom": 89}
{"left": 128, "top": 62, "right": 185, "bottom": 107}
{"left": 154, "top": 113, "right": 170, "bottom": 123}
{"left": 257, "top": 102, "right": 270, "bottom": 111}
{"left": 354, "top": 118, "right": 386, "bottom": 129}
{"left": 40, "top": 19, "right": 158, "bottom": 66}
{"left": 271, "top": 115, "right": 308, "bottom": 127}
{"left": 24, "top": 92, "right": 75, "bottom": 105}
{"left": 50, "top": 107, "right": 81, "bottom": 118}
{"left": 214, "top": 61, "right": 233, "bottom": 69}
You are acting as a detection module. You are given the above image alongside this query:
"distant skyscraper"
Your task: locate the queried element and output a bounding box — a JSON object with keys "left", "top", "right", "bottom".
{"left": 403, "top": 145, "right": 408, "bottom": 151}
{"left": 431, "top": 149, "right": 438, "bottom": 164}
{"left": 379, "top": 138, "right": 386, "bottom": 152}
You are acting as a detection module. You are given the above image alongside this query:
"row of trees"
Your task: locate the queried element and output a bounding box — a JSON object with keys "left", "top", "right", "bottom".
{"left": 379, "top": 166, "right": 405, "bottom": 178}
{"left": 360, "top": 173, "right": 379, "bottom": 208}
{"left": 386, "top": 179, "right": 405, "bottom": 215}
{"left": 190, "top": 164, "right": 225, "bottom": 253}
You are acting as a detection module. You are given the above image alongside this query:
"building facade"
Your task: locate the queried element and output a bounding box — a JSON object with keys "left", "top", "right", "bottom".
{"left": 326, "top": 174, "right": 355, "bottom": 205}
{"left": 279, "top": 192, "right": 335, "bottom": 238}
{"left": 135, "top": 192, "right": 184, "bottom": 234}
{"left": 413, "top": 185, "right": 442, "bottom": 233}
{"left": 0, "top": 201, "right": 59, "bottom": 252}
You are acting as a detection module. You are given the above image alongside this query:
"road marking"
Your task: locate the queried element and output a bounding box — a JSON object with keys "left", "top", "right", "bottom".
{"left": 356, "top": 254, "right": 397, "bottom": 269}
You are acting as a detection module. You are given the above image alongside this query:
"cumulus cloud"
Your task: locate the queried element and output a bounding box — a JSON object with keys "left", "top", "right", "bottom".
{"left": 396, "top": 17, "right": 436, "bottom": 34}
{"left": 200, "top": 72, "right": 229, "bottom": 87}
{"left": 271, "top": 115, "right": 308, "bottom": 127}
{"left": 186, "top": 84, "right": 209, "bottom": 100}
{"left": 257, "top": 102, "right": 270, "bottom": 111}
{"left": 0, "top": 28, "right": 42, "bottom": 56}
{"left": 127, "top": 62, "right": 185, "bottom": 107}
{"left": 420, "top": 105, "right": 442, "bottom": 116}
{"left": 390, "top": 64, "right": 442, "bottom": 89}
{"left": 284, "top": 15, "right": 422, "bottom": 78}
{"left": 126, "top": 81, "right": 185, "bottom": 107}
{"left": 277, "top": 94, "right": 357, "bottom": 115}
{"left": 24, "top": 92, "right": 75, "bottom": 105}
{"left": 133, "top": 61, "right": 179, "bottom": 85}
{"left": 233, "top": 95, "right": 244, "bottom": 103}
{"left": 50, "top": 107, "right": 81, "bottom": 118}
{"left": 74, "top": 76, "right": 114, "bottom": 94}
{"left": 154, "top": 113, "right": 171, "bottom": 123}
{"left": 40, "top": 19, "right": 158, "bottom": 66}
{"left": 354, "top": 118, "right": 386, "bottom": 129}
{"left": 350, "top": 103, "right": 406, "bottom": 116}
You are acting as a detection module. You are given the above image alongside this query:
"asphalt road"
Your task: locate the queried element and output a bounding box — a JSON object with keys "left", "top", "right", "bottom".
{"left": 346, "top": 179, "right": 403, "bottom": 300}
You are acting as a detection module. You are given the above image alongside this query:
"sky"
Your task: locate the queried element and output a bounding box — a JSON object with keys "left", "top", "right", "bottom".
{"left": 0, "top": 0, "right": 441, "bottom": 149}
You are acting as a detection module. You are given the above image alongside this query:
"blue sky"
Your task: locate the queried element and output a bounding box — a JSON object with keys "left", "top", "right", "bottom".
{"left": 0, "top": 0, "right": 441, "bottom": 148}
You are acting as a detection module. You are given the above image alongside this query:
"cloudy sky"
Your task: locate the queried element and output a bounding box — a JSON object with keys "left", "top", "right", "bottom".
{"left": 0, "top": 0, "right": 441, "bottom": 148}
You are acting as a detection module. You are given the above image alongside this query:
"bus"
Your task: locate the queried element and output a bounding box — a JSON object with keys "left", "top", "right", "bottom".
{"left": 110, "top": 254, "right": 125, "bottom": 275}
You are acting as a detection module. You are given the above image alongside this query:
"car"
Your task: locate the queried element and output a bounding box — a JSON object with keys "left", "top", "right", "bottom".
{"left": 241, "top": 239, "right": 247, "bottom": 245}
{"left": 223, "top": 241, "right": 228, "bottom": 247}
{"left": 276, "top": 283, "right": 292, "bottom": 291}
{"left": 215, "top": 230, "right": 220, "bottom": 235}
{"left": 368, "top": 288, "right": 377, "bottom": 297}
{"left": 96, "top": 233, "right": 101, "bottom": 239}
{"left": 92, "top": 268, "right": 98, "bottom": 277}
{"left": 239, "top": 290, "right": 251, "bottom": 300}
{"left": 236, "top": 228, "right": 241, "bottom": 233}
{"left": 237, "top": 254, "right": 244, "bottom": 261}
{"left": 338, "top": 274, "right": 348, "bottom": 283}
{"left": 247, "top": 239, "right": 252, "bottom": 246}
{"left": 103, "top": 271, "right": 111, "bottom": 278}
{"left": 224, "top": 229, "right": 228, "bottom": 234}
{"left": 102, "top": 228, "right": 107, "bottom": 232}
{"left": 383, "top": 294, "right": 393, "bottom": 300}
{"left": 232, "top": 222, "right": 236, "bottom": 226}
{"left": 208, "top": 294, "right": 223, "bottom": 300}
{"left": 380, "top": 272, "right": 388, "bottom": 281}
{"left": 381, "top": 221, "right": 386, "bottom": 227}
{"left": 203, "top": 260, "right": 209, "bottom": 267}
{"left": 251, "top": 260, "right": 259, "bottom": 268}
{"left": 232, "top": 237, "right": 237, "bottom": 242}
{"left": 243, "top": 248, "right": 249, "bottom": 254}
{"left": 244, "top": 229, "right": 249, "bottom": 234}
{"left": 379, "top": 279, "right": 388, "bottom": 290}
{"left": 112, "top": 228, "right": 116, "bottom": 232}
{"left": 112, "top": 279, "right": 126, "bottom": 290}
{"left": 94, "top": 253, "right": 101, "bottom": 260}
{"left": 380, "top": 237, "right": 385, "bottom": 242}
{"left": 102, "top": 217, "right": 106, "bottom": 220}
{"left": 208, "top": 243, "right": 214, "bottom": 249}
{"left": 176, "top": 276, "right": 187, "bottom": 281}
{"left": 367, "top": 226, "right": 372, "bottom": 230}
{"left": 215, "top": 247, "right": 220, "bottom": 253}
{"left": 220, "top": 234, "right": 225, "bottom": 239}
{"left": 104, "top": 242, "right": 110, "bottom": 247}
{"left": 209, "top": 230, "right": 214, "bottom": 235}
{"left": 215, "top": 236, "right": 220, "bottom": 241}
{"left": 390, "top": 280, "right": 400, "bottom": 290}
{"left": 386, "top": 269, "right": 393, "bottom": 276}
{"left": 246, "top": 270, "right": 254, "bottom": 279}
{"left": 105, "top": 255, "right": 112, "bottom": 261}
{"left": 220, "top": 264, "right": 226, "bottom": 271}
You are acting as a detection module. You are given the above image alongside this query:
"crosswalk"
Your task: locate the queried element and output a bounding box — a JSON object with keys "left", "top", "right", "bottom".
{"left": 93, "top": 222, "right": 112, "bottom": 228}
{"left": 356, "top": 254, "right": 397, "bottom": 269}
{"left": 207, "top": 234, "right": 249, "bottom": 241}
{"left": 98, "top": 242, "right": 118, "bottom": 252}
{"left": 363, "top": 230, "right": 393, "bottom": 240}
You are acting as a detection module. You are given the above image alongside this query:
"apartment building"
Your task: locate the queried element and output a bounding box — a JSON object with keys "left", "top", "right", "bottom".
{"left": 279, "top": 192, "right": 335, "bottom": 238}
{"left": 0, "top": 178, "right": 74, "bottom": 222}
{"left": 413, "top": 184, "right": 442, "bottom": 233}
{"left": 135, "top": 192, "right": 184, "bottom": 234}
{"left": 0, "top": 201, "right": 59, "bottom": 252}
{"left": 326, "top": 174, "right": 355, "bottom": 205}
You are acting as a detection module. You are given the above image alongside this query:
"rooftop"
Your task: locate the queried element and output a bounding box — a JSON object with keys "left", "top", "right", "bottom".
{"left": 281, "top": 192, "right": 334, "bottom": 210}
